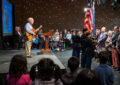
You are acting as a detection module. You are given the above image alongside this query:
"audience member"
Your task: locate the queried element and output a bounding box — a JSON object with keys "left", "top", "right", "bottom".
{"left": 72, "top": 31, "right": 81, "bottom": 59}
{"left": 30, "top": 58, "right": 63, "bottom": 85}
{"left": 77, "top": 30, "right": 82, "bottom": 37}
{"left": 116, "top": 27, "right": 120, "bottom": 71}
{"left": 32, "top": 35, "right": 39, "bottom": 49}
{"left": 95, "top": 29, "right": 101, "bottom": 40}
{"left": 7, "top": 55, "right": 32, "bottom": 85}
{"left": 66, "top": 31, "right": 72, "bottom": 48}
{"left": 62, "top": 29, "right": 67, "bottom": 39}
{"left": 61, "top": 57, "right": 79, "bottom": 85}
{"left": 66, "top": 31, "right": 72, "bottom": 41}
{"left": 111, "top": 26, "right": 119, "bottom": 69}
{"left": 105, "top": 30, "right": 113, "bottom": 65}
{"left": 82, "top": 32, "right": 95, "bottom": 69}
{"left": 81, "top": 29, "right": 88, "bottom": 68}
{"left": 75, "top": 69, "right": 101, "bottom": 85}
{"left": 94, "top": 51, "right": 114, "bottom": 85}
{"left": 97, "top": 27, "right": 108, "bottom": 52}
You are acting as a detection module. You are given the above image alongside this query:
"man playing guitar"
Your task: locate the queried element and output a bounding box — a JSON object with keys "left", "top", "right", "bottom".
{"left": 25, "top": 17, "right": 42, "bottom": 58}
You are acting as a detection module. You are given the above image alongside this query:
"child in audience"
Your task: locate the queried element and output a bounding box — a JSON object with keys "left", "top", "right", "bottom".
{"left": 30, "top": 58, "right": 63, "bottom": 85}
{"left": 75, "top": 69, "right": 101, "bottom": 85}
{"left": 7, "top": 55, "right": 32, "bottom": 85}
{"left": 94, "top": 51, "right": 114, "bottom": 85}
{"left": 61, "top": 57, "right": 79, "bottom": 85}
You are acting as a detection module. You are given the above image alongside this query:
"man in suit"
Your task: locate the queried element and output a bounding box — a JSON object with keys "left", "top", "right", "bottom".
{"left": 14, "top": 26, "right": 24, "bottom": 49}
{"left": 25, "top": 17, "right": 35, "bottom": 58}
{"left": 97, "top": 27, "right": 108, "bottom": 52}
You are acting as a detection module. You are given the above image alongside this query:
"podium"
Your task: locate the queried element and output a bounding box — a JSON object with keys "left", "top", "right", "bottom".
{"left": 41, "top": 29, "right": 53, "bottom": 53}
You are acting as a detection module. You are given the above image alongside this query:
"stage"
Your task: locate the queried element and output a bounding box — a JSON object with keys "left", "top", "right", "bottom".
{"left": 0, "top": 49, "right": 65, "bottom": 73}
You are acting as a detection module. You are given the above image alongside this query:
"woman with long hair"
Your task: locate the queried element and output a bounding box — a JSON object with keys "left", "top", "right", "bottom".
{"left": 7, "top": 55, "right": 32, "bottom": 85}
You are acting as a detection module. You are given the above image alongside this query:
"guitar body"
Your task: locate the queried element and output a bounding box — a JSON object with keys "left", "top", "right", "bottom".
{"left": 25, "top": 25, "right": 42, "bottom": 41}
{"left": 26, "top": 28, "right": 35, "bottom": 40}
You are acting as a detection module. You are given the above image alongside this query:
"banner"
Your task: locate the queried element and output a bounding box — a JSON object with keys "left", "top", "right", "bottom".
{"left": 2, "top": 0, "right": 13, "bottom": 36}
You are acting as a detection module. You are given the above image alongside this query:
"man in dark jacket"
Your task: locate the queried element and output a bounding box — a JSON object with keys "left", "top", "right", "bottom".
{"left": 83, "top": 32, "right": 94, "bottom": 69}
{"left": 72, "top": 31, "right": 82, "bottom": 59}
{"left": 81, "top": 29, "right": 88, "bottom": 68}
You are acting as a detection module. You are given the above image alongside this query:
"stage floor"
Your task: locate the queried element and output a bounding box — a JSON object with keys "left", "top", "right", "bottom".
{"left": 0, "top": 49, "right": 120, "bottom": 85}
{"left": 0, "top": 50, "right": 65, "bottom": 73}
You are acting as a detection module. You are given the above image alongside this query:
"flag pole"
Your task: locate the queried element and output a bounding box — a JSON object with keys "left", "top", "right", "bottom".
{"left": 93, "top": 0, "right": 95, "bottom": 37}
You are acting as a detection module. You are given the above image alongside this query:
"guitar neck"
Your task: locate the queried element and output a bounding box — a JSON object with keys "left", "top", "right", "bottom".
{"left": 34, "top": 27, "right": 41, "bottom": 33}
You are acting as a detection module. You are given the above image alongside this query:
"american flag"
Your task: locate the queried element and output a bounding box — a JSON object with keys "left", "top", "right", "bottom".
{"left": 84, "top": 2, "right": 95, "bottom": 37}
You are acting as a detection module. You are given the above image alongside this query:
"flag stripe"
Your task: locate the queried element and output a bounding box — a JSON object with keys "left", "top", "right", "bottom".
{"left": 84, "top": 3, "right": 95, "bottom": 37}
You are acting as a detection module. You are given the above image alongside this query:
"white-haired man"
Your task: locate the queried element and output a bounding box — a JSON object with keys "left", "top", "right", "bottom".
{"left": 25, "top": 17, "right": 36, "bottom": 58}
{"left": 97, "top": 27, "right": 108, "bottom": 52}
{"left": 15, "top": 26, "right": 24, "bottom": 49}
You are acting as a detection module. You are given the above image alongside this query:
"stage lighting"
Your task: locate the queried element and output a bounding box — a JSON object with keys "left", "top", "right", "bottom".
{"left": 84, "top": 7, "right": 88, "bottom": 12}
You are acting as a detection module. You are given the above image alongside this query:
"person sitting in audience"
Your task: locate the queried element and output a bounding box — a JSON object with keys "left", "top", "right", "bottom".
{"left": 62, "top": 29, "right": 67, "bottom": 39}
{"left": 32, "top": 35, "right": 39, "bottom": 50}
{"left": 30, "top": 58, "right": 63, "bottom": 85}
{"left": 66, "top": 31, "right": 72, "bottom": 41}
{"left": 58, "top": 32, "right": 64, "bottom": 51}
{"left": 75, "top": 69, "right": 101, "bottom": 85}
{"left": 7, "top": 55, "right": 32, "bottom": 85}
{"left": 94, "top": 51, "right": 114, "bottom": 85}
{"left": 52, "top": 29, "right": 60, "bottom": 51}
{"left": 61, "top": 57, "right": 79, "bottom": 85}
{"left": 66, "top": 31, "right": 72, "bottom": 48}
{"left": 62, "top": 29, "right": 67, "bottom": 49}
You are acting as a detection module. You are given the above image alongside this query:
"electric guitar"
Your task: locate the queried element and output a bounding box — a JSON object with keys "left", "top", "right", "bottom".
{"left": 25, "top": 25, "right": 42, "bottom": 40}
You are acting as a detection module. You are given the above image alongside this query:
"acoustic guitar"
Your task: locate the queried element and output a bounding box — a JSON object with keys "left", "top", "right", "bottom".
{"left": 26, "top": 25, "right": 42, "bottom": 40}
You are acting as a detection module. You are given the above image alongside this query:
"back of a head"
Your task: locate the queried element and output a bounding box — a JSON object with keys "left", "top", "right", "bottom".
{"left": 38, "top": 58, "right": 61, "bottom": 81}
{"left": 82, "top": 29, "right": 87, "bottom": 33}
{"left": 68, "top": 57, "right": 79, "bottom": 72}
{"left": 75, "top": 69, "right": 101, "bottom": 85}
{"left": 98, "top": 51, "right": 109, "bottom": 64}
{"left": 85, "top": 32, "right": 90, "bottom": 37}
{"left": 9, "top": 55, "right": 27, "bottom": 78}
